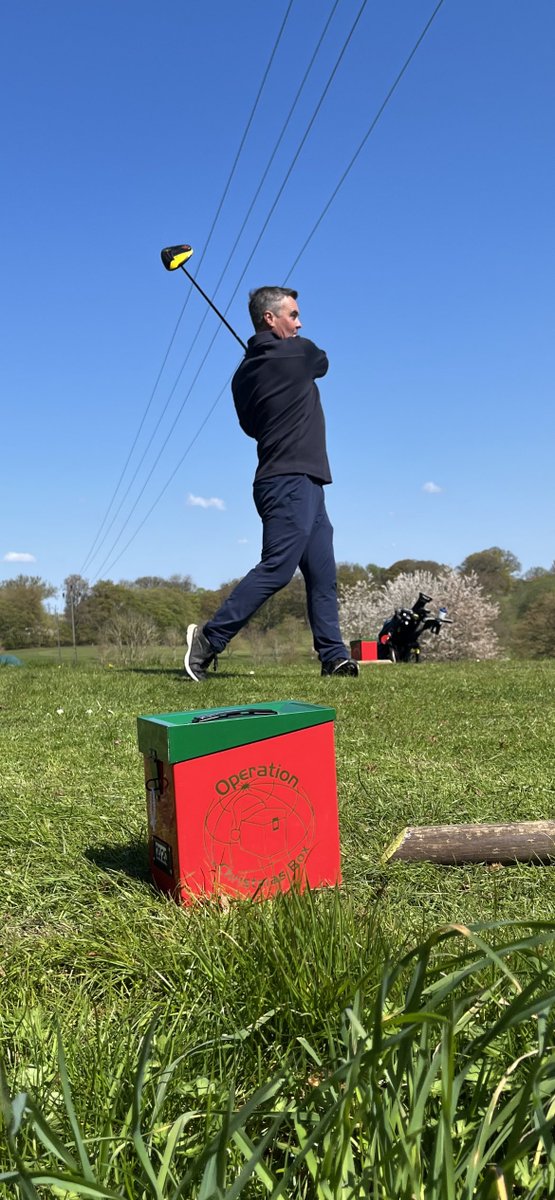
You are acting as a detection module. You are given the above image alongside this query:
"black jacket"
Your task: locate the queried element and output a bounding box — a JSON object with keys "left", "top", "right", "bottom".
{"left": 231, "top": 332, "right": 332, "bottom": 484}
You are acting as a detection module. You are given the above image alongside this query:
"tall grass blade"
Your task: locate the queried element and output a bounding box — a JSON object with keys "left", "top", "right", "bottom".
{"left": 228, "top": 1116, "right": 284, "bottom": 1197}
{"left": 55, "top": 1022, "right": 95, "bottom": 1183}
{"left": 131, "top": 1013, "right": 162, "bottom": 1198}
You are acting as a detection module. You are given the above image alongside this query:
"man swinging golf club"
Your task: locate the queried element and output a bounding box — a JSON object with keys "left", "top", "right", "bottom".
{"left": 184, "top": 285, "right": 358, "bottom": 680}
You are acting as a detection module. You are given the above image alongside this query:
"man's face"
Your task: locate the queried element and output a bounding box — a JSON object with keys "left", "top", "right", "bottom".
{"left": 264, "top": 295, "right": 302, "bottom": 338}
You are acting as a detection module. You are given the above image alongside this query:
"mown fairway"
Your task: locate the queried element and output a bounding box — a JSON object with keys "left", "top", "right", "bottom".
{"left": 2, "top": 657, "right": 555, "bottom": 1196}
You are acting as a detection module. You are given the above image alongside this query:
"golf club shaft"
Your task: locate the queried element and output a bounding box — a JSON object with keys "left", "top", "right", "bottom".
{"left": 180, "top": 266, "right": 247, "bottom": 351}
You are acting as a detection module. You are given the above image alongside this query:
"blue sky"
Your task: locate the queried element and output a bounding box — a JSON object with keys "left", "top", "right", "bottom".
{"left": 2, "top": 0, "right": 554, "bottom": 599}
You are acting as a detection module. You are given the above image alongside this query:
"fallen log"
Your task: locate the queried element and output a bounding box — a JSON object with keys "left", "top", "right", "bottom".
{"left": 383, "top": 821, "right": 555, "bottom": 866}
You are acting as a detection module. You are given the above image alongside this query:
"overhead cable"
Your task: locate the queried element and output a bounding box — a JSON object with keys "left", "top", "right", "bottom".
{"left": 285, "top": 0, "right": 446, "bottom": 279}
{"left": 80, "top": 0, "right": 295, "bottom": 576}
{"left": 85, "top": 0, "right": 339, "bottom": 579}
{"left": 79, "top": 305, "right": 186, "bottom": 575}
{"left": 98, "top": 373, "right": 233, "bottom": 579}
{"left": 95, "top": 0, "right": 446, "bottom": 578}
{"left": 89, "top": 0, "right": 349, "bottom": 577}
{"left": 91, "top": 321, "right": 237, "bottom": 581}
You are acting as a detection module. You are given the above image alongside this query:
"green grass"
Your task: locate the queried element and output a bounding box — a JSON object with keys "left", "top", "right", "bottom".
{"left": 5, "top": 644, "right": 100, "bottom": 666}
{"left": 2, "top": 658, "right": 555, "bottom": 1195}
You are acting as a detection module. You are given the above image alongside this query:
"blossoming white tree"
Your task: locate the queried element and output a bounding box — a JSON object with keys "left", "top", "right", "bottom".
{"left": 339, "top": 570, "right": 499, "bottom": 661}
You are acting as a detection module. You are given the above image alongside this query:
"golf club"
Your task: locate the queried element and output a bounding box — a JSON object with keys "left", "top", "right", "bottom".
{"left": 161, "top": 244, "right": 247, "bottom": 351}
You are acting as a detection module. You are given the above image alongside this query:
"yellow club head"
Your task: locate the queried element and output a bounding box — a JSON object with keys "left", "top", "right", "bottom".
{"left": 161, "top": 244, "right": 194, "bottom": 271}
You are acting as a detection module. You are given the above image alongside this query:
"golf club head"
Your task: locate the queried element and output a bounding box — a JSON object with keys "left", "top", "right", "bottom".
{"left": 161, "top": 244, "right": 194, "bottom": 271}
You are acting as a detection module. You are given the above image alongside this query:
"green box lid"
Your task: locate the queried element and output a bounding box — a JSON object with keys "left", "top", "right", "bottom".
{"left": 137, "top": 700, "right": 335, "bottom": 764}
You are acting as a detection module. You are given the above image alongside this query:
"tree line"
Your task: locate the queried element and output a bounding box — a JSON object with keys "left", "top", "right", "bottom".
{"left": 1, "top": 547, "right": 554, "bottom": 657}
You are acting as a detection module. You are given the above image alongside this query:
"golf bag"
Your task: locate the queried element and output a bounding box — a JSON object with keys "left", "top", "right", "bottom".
{"left": 377, "top": 593, "right": 451, "bottom": 663}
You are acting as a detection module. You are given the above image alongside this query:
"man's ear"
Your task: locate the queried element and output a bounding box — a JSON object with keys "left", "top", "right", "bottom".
{"left": 263, "top": 310, "right": 275, "bottom": 329}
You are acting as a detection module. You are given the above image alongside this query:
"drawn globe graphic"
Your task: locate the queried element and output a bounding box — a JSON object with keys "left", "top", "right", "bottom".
{"left": 205, "top": 777, "right": 314, "bottom": 883}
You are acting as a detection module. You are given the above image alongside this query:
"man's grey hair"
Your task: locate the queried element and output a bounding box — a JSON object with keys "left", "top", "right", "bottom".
{"left": 248, "top": 286, "right": 298, "bottom": 331}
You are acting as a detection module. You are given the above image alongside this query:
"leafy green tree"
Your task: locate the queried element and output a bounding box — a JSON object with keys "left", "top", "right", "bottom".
{"left": 126, "top": 574, "right": 195, "bottom": 592}
{"left": 62, "top": 574, "right": 91, "bottom": 643}
{"left": 382, "top": 559, "right": 446, "bottom": 583}
{"left": 130, "top": 585, "right": 201, "bottom": 633}
{"left": 75, "top": 579, "right": 201, "bottom": 644}
{"left": 74, "top": 581, "right": 129, "bottom": 642}
{"left": 487, "top": 566, "right": 555, "bottom": 650}
{"left": 335, "top": 562, "right": 371, "bottom": 588}
{"left": 0, "top": 576, "right": 55, "bottom": 648}
{"left": 458, "top": 548, "right": 521, "bottom": 596}
{"left": 512, "top": 592, "right": 555, "bottom": 658}
{"left": 62, "top": 574, "right": 90, "bottom": 615}
{"left": 365, "top": 562, "right": 387, "bottom": 585}
{"left": 166, "top": 574, "right": 195, "bottom": 591}
{"left": 197, "top": 579, "right": 240, "bottom": 625}
{"left": 522, "top": 567, "right": 549, "bottom": 581}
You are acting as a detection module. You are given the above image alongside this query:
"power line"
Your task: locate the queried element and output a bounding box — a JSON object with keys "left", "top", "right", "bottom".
{"left": 191, "top": 0, "right": 295, "bottom": 281}
{"left": 88, "top": 0, "right": 348, "bottom": 577}
{"left": 84, "top": 313, "right": 210, "bottom": 579}
{"left": 94, "top": 0, "right": 446, "bottom": 579}
{"left": 92, "top": 321, "right": 238, "bottom": 581}
{"left": 79, "top": 303, "right": 187, "bottom": 574}
{"left": 83, "top": 1, "right": 343, "bottom": 581}
{"left": 285, "top": 0, "right": 446, "bottom": 279}
{"left": 187, "top": 0, "right": 343, "bottom": 328}
{"left": 220, "top": 0, "right": 370, "bottom": 291}
{"left": 80, "top": 0, "right": 295, "bottom": 577}
{"left": 99, "top": 373, "right": 233, "bottom": 579}
{"left": 91, "top": 0, "right": 367, "bottom": 578}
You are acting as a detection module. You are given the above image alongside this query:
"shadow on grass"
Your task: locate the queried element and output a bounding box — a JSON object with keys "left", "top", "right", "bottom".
{"left": 123, "top": 666, "right": 184, "bottom": 677}
{"left": 125, "top": 665, "right": 287, "bottom": 681}
{"left": 85, "top": 839, "right": 150, "bottom": 883}
{"left": 126, "top": 665, "right": 245, "bottom": 678}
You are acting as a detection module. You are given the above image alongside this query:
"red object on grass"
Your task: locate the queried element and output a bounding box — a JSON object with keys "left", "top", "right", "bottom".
{"left": 350, "top": 640, "right": 378, "bottom": 661}
{"left": 137, "top": 702, "right": 340, "bottom": 903}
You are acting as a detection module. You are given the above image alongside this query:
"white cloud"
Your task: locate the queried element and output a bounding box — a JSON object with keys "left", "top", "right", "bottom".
{"left": 4, "top": 551, "right": 36, "bottom": 562}
{"left": 186, "top": 493, "right": 225, "bottom": 511}
{"left": 422, "top": 482, "right": 442, "bottom": 494}
{"left": 237, "top": 537, "right": 248, "bottom": 544}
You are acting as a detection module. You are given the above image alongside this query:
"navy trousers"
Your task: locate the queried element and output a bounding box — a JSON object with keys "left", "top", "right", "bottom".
{"left": 204, "top": 474, "right": 349, "bottom": 664}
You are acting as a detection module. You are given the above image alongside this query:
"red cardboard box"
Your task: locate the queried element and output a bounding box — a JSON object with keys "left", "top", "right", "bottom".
{"left": 350, "top": 640, "right": 378, "bottom": 661}
{"left": 137, "top": 702, "right": 340, "bottom": 903}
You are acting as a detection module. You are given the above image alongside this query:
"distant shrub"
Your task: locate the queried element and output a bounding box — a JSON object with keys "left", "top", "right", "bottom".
{"left": 97, "top": 609, "right": 159, "bottom": 666}
{"left": 511, "top": 591, "right": 555, "bottom": 658}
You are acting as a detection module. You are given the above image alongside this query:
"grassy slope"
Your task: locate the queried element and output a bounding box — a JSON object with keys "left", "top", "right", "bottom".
{"left": 2, "top": 658, "right": 555, "bottom": 1182}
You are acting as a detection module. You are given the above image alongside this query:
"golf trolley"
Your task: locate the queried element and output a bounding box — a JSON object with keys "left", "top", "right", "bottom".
{"left": 377, "top": 592, "right": 452, "bottom": 663}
